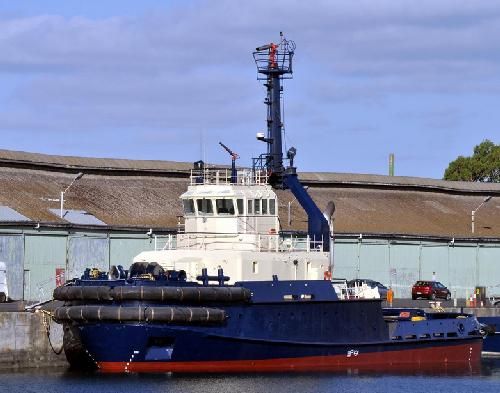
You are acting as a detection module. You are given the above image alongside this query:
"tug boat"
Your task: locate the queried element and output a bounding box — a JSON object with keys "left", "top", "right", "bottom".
{"left": 54, "top": 265, "right": 483, "bottom": 373}
{"left": 52, "top": 34, "right": 483, "bottom": 373}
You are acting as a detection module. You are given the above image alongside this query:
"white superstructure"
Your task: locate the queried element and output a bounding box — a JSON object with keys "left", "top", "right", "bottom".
{"left": 134, "top": 168, "right": 330, "bottom": 282}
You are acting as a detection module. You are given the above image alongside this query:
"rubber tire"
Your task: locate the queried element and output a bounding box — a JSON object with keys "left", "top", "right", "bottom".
{"left": 412, "top": 295, "right": 417, "bottom": 300}
{"left": 0, "top": 292, "right": 5, "bottom": 303}
{"left": 430, "top": 293, "right": 436, "bottom": 300}
{"left": 63, "top": 324, "right": 97, "bottom": 371}
{"left": 446, "top": 293, "right": 451, "bottom": 301}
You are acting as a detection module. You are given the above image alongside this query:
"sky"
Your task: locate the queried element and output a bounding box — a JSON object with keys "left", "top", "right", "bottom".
{"left": 0, "top": 0, "right": 499, "bottom": 179}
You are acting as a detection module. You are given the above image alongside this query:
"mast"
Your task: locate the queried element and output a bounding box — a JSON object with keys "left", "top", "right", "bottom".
{"left": 253, "top": 32, "right": 294, "bottom": 187}
{"left": 253, "top": 34, "right": 330, "bottom": 252}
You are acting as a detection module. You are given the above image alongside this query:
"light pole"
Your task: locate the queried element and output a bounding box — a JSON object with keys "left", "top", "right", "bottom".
{"left": 60, "top": 172, "right": 84, "bottom": 218}
{"left": 471, "top": 196, "right": 492, "bottom": 234}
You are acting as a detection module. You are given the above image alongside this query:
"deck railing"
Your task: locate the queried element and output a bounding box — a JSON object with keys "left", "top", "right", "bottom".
{"left": 189, "top": 168, "right": 269, "bottom": 186}
{"left": 153, "top": 233, "right": 325, "bottom": 253}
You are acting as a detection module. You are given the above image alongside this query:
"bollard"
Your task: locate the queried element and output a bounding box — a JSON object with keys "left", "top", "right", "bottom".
{"left": 453, "top": 297, "right": 457, "bottom": 307}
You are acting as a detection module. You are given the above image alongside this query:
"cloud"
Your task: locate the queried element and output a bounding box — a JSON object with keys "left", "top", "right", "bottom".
{"left": 0, "top": 1, "right": 499, "bottom": 177}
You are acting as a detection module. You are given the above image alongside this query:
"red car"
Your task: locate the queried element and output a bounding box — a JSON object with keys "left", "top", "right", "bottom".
{"left": 412, "top": 281, "right": 451, "bottom": 300}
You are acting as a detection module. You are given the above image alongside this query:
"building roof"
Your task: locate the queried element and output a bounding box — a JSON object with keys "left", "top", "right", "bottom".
{"left": 0, "top": 149, "right": 498, "bottom": 238}
{"left": 0, "top": 148, "right": 192, "bottom": 174}
{"left": 300, "top": 172, "right": 500, "bottom": 193}
{"left": 0, "top": 205, "right": 29, "bottom": 222}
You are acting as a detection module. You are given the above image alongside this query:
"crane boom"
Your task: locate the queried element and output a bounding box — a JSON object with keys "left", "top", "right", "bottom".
{"left": 219, "top": 141, "right": 239, "bottom": 184}
{"left": 219, "top": 142, "right": 239, "bottom": 161}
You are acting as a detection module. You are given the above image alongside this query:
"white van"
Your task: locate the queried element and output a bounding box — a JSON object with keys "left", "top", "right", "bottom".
{"left": 0, "top": 262, "right": 8, "bottom": 302}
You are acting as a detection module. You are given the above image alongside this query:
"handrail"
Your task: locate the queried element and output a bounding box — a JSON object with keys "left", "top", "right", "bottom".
{"left": 189, "top": 168, "right": 269, "bottom": 186}
{"left": 153, "top": 233, "right": 325, "bottom": 253}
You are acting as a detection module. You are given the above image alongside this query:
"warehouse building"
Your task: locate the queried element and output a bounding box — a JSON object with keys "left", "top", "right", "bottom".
{"left": 0, "top": 149, "right": 498, "bottom": 301}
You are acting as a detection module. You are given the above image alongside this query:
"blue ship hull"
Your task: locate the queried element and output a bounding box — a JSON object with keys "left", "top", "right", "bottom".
{"left": 54, "top": 278, "right": 484, "bottom": 373}
{"left": 76, "top": 322, "right": 481, "bottom": 373}
{"left": 478, "top": 316, "right": 500, "bottom": 357}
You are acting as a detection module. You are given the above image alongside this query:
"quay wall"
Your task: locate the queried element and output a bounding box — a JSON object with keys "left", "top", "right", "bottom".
{"left": 0, "top": 311, "right": 66, "bottom": 370}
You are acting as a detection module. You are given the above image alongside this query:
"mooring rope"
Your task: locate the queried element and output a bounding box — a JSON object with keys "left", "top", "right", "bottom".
{"left": 38, "top": 309, "right": 64, "bottom": 355}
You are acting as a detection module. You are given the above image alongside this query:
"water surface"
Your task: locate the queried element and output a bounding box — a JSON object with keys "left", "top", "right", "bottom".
{"left": 1, "top": 359, "right": 499, "bottom": 393}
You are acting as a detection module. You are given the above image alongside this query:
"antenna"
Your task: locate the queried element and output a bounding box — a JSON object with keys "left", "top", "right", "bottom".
{"left": 200, "top": 129, "right": 205, "bottom": 163}
{"left": 219, "top": 142, "right": 239, "bottom": 183}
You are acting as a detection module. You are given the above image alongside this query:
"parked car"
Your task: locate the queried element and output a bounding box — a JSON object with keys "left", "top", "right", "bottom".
{"left": 347, "top": 279, "right": 388, "bottom": 299}
{"left": 0, "top": 262, "right": 8, "bottom": 303}
{"left": 412, "top": 281, "right": 450, "bottom": 300}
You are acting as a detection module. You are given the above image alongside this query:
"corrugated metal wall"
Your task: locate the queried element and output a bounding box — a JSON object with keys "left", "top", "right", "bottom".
{"left": 0, "top": 227, "right": 499, "bottom": 302}
{"left": 109, "top": 235, "right": 157, "bottom": 267}
{"left": 67, "top": 234, "right": 109, "bottom": 280}
{"left": 0, "top": 229, "right": 171, "bottom": 302}
{"left": 0, "top": 235, "right": 24, "bottom": 300}
{"left": 334, "top": 239, "right": 500, "bottom": 299}
{"left": 24, "top": 233, "right": 67, "bottom": 302}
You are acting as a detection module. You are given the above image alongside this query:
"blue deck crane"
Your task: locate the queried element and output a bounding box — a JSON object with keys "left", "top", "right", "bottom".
{"left": 219, "top": 141, "right": 239, "bottom": 184}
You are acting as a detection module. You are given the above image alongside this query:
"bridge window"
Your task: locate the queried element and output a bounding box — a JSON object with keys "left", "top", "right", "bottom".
{"left": 196, "top": 199, "right": 214, "bottom": 215}
{"left": 262, "top": 199, "right": 268, "bottom": 214}
{"left": 247, "top": 199, "right": 253, "bottom": 214}
{"left": 236, "top": 199, "right": 244, "bottom": 215}
{"left": 216, "top": 199, "right": 235, "bottom": 215}
{"left": 269, "top": 199, "right": 276, "bottom": 215}
{"left": 182, "top": 199, "right": 195, "bottom": 215}
{"left": 254, "top": 199, "right": 261, "bottom": 214}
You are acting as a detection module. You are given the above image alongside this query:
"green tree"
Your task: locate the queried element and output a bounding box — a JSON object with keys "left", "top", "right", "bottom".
{"left": 444, "top": 140, "right": 500, "bottom": 182}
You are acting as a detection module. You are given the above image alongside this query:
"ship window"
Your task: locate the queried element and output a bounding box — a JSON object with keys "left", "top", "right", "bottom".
{"left": 247, "top": 200, "right": 253, "bottom": 214}
{"left": 182, "top": 199, "right": 195, "bottom": 215}
{"left": 262, "top": 199, "right": 268, "bottom": 215}
{"left": 216, "top": 199, "right": 235, "bottom": 215}
{"left": 236, "top": 199, "right": 244, "bottom": 215}
{"left": 196, "top": 199, "right": 214, "bottom": 215}
{"left": 254, "top": 199, "right": 261, "bottom": 214}
{"left": 269, "top": 199, "right": 276, "bottom": 215}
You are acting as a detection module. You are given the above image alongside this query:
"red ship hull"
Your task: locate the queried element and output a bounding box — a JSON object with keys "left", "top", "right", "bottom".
{"left": 98, "top": 339, "right": 482, "bottom": 374}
